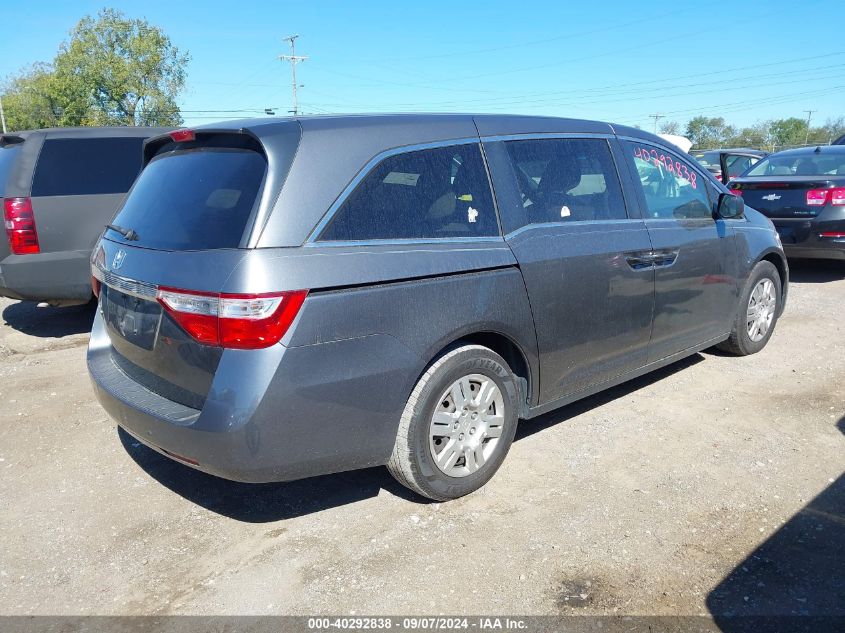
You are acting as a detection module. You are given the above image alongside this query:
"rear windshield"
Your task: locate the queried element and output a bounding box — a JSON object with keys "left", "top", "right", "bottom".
{"left": 692, "top": 151, "right": 720, "bottom": 168}
{"left": 0, "top": 144, "right": 22, "bottom": 197}
{"left": 107, "top": 147, "right": 266, "bottom": 250}
{"left": 32, "top": 137, "right": 145, "bottom": 197}
{"left": 745, "top": 152, "right": 845, "bottom": 177}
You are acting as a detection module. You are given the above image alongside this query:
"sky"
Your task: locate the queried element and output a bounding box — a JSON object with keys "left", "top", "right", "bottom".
{"left": 1, "top": 0, "right": 844, "bottom": 132}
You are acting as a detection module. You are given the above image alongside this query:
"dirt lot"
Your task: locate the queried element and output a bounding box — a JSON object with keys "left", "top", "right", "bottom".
{"left": 0, "top": 261, "right": 842, "bottom": 618}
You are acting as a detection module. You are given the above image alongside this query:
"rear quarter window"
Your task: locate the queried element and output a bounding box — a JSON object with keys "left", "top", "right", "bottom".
{"left": 318, "top": 143, "right": 499, "bottom": 241}
{"left": 0, "top": 144, "right": 22, "bottom": 197}
{"left": 31, "top": 137, "right": 145, "bottom": 197}
{"left": 108, "top": 147, "right": 267, "bottom": 251}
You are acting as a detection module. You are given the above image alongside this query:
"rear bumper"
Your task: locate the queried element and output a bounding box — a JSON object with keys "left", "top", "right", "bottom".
{"left": 773, "top": 216, "right": 845, "bottom": 261}
{"left": 87, "top": 306, "right": 419, "bottom": 483}
{"left": 0, "top": 249, "right": 93, "bottom": 304}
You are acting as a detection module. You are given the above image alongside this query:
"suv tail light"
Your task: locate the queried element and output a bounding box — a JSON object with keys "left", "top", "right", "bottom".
{"left": 156, "top": 287, "right": 308, "bottom": 349}
{"left": 3, "top": 197, "right": 40, "bottom": 254}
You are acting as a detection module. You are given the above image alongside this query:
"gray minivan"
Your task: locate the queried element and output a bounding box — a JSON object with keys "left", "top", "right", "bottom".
{"left": 88, "top": 115, "right": 787, "bottom": 501}
{"left": 0, "top": 127, "right": 168, "bottom": 305}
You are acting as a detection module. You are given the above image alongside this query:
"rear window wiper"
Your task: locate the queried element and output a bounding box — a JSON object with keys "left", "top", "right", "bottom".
{"left": 105, "top": 223, "right": 139, "bottom": 241}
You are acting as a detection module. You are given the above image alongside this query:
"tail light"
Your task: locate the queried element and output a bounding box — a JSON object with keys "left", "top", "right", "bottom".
{"left": 730, "top": 187, "right": 743, "bottom": 197}
{"left": 820, "top": 232, "right": 845, "bottom": 238}
{"left": 807, "top": 188, "right": 845, "bottom": 206}
{"left": 3, "top": 197, "right": 40, "bottom": 254}
{"left": 806, "top": 189, "right": 828, "bottom": 206}
{"left": 156, "top": 287, "right": 308, "bottom": 349}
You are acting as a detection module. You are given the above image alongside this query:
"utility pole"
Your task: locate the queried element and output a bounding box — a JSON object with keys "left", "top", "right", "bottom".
{"left": 803, "top": 110, "right": 816, "bottom": 145}
{"left": 649, "top": 113, "right": 665, "bottom": 134}
{"left": 279, "top": 34, "right": 308, "bottom": 116}
{"left": 0, "top": 96, "right": 7, "bottom": 134}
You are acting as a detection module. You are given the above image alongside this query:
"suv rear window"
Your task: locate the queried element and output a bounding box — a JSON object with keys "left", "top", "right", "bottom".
{"left": 0, "top": 143, "right": 22, "bottom": 197}
{"left": 31, "top": 137, "right": 145, "bottom": 197}
{"left": 318, "top": 143, "right": 498, "bottom": 241}
{"left": 107, "top": 147, "right": 267, "bottom": 251}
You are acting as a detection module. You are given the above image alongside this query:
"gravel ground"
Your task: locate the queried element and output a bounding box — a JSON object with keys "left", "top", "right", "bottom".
{"left": 0, "top": 260, "right": 842, "bottom": 618}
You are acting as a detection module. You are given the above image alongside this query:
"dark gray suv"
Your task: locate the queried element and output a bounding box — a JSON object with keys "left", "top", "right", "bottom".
{"left": 0, "top": 126, "right": 168, "bottom": 305}
{"left": 88, "top": 115, "right": 788, "bottom": 501}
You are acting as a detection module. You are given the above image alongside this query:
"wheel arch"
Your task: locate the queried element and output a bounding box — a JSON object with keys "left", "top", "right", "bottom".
{"left": 758, "top": 250, "right": 789, "bottom": 314}
{"left": 419, "top": 330, "right": 536, "bottom": 419}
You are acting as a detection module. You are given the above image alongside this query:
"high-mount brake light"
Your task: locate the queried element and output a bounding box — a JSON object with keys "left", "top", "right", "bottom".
{"left": 3, "top": 197, "right": 40, "bottom": 254}
{"left": 156, "top": 287, "right": 308, "bottom": 349}
{"left": 169, "top": 129, "right": 196, "bottom": 143}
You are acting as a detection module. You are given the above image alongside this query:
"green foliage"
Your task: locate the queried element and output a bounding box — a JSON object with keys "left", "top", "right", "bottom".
{"left": 684, "top": 116, "right": 736, "bottom": 149}
{"left": 768, "top": 117, "right": 808, "bottom": 147}
{"left": 2, "top": 64, "right": 62, "bottom": 130}
{"left": 662, "top": 116, "right": 845, "bottom": 151}
{"left": 2, "top": 8, "right": 189, "bottom": 129}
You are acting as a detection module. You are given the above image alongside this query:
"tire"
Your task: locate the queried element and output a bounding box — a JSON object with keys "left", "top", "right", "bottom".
{"left": 387, "top": 344, "right": 520, "bottom": 501}
{"left": 717, "top": 260, "right": 782, "bottom": 356}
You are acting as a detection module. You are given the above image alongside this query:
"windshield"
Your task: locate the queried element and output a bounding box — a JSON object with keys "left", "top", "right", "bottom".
{"left": 745, "top": 152, "right": 845, "bottom": 177}
{"left": 107, "top": 147, "right": 267, "bottom": 251}
{"left": 0, "top": 144, "right": 22, "bottom": 197}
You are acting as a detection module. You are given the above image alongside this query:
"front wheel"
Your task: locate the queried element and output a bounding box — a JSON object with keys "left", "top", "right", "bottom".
{"left": 387, "top": 344, "right": 520, "bottom": 501}
{"left": 717, "top": 260, "right": 782, "bottom": 356}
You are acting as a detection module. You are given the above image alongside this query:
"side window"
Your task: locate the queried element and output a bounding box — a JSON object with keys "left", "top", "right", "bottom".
{"left": 503, "top": 138, "right": 626, "bottom": 226}
{"left": 31, "top": 137, "right": 145, "bottom": 197}
{"left": 318, "top": 143, "right": 498, "bottom": 241}
{"left": 626, "top": 142, "right": 712, "bottom": 220}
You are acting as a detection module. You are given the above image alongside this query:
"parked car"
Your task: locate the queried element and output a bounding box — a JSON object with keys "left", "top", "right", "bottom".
{"left": 0, "top": 126, "right": 169, "bottom": 306}
{"left": 88, "top": 115, "right": 787, "bottom": 501}
{"left": 729, "top": 145, "right": 845, "bottom": 260}
{"left": 833, "top": 134, "right": 845, "bottom": 145}
{"left": 690, "top": 148, "right": 768, "bottom": 184}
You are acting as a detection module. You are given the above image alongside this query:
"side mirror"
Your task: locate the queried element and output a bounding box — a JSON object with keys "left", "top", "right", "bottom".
{"left": 717, "top": 192, "right": 744, "bottom": 219}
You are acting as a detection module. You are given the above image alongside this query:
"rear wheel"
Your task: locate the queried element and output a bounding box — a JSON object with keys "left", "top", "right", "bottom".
{"left": 387, "top": 344, "right": 519, "bottom": 501}
{"left": 717, "top": 260, "right": 781, "bottom": 356}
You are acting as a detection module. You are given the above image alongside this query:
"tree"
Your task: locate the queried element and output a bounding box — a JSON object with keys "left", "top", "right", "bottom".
{"left": 2, "top": 8, "right": 189, "bottom": 129}
{"left": 685, "top": 116, "right": 736, "bottom": 149}
{"left": 726, "top": 121, "right": 771, "bottom": 149}
{"left": 1, "top": 64, "right": 62, "bottom": 130}
{"left": 658, "top": 121, "right": 680, "bottom": 135}
{"left": 819, "top": 117, "right": 845, "bottom": 144}
{"left": 769, "top": 117, "right": 808, "bottom": 148}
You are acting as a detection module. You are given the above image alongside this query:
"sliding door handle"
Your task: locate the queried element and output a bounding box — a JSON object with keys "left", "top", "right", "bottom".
{"left": 625, "top": 252, "right": 656, "bottom": 270}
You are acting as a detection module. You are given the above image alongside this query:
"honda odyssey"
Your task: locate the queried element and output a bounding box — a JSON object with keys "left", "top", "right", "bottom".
{"left": 88, "top": 115, "right": 787, "bottom": 501}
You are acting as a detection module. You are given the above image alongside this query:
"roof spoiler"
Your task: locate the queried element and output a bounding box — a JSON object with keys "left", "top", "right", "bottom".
{"left": 141, "top": 128, "right": 261, "bottom": 166}
{"left": 0, "top": 134, "right": 25, "bottom": 147}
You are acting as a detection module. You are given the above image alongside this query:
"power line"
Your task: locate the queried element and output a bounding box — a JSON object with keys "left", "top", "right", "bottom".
{"left": 279, "top": 34, "right": 307, "bottom": 116}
